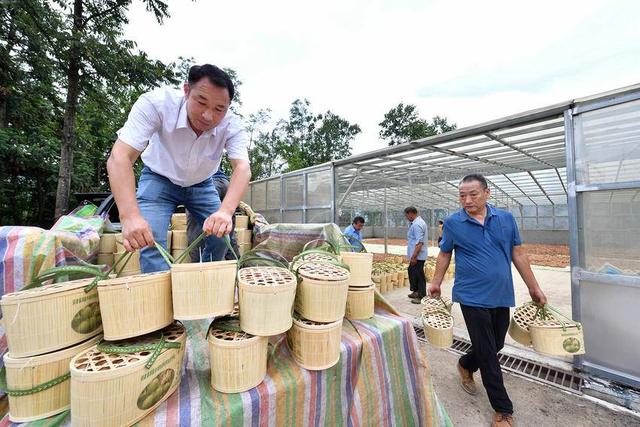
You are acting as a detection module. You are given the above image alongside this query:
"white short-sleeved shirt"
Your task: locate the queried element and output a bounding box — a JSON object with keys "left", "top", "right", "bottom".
{"left": 117, "top": 86, "right": 249, "bottom": 187}
{"left": 407, "top": 216, "right": 429, "bottom": 260}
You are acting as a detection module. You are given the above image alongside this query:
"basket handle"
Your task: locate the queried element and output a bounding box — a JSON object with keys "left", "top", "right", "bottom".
{"left": 171, "top": 233, "right": 237, "bottom": 264}
{"left": 96, "top": 333, "right": 181, "bottom": 369}
{"left": 0, "top": 366, "right": 71, "bottom": 396}
{"left": 83, "top": 251, "right": 135, "bottom": 293}
{"left": 25, "top": 264, "right": 108, "bottom": 291}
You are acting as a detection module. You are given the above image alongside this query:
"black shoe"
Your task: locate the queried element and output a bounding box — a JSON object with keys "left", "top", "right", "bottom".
{"left": 411, "top": 297, "right": 424, "bottom": 304}
{"left": 408, "top": 292, "right": 418, "bottom": 299}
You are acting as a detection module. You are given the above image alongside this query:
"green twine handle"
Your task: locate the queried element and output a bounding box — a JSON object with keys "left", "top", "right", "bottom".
{"left": 25, "top": 265, "right": 106, "bottom": 291}
{"left": 302, "top": 239, "right": 340, "bottom": 255}
{"left": 173, "top": 232, "right": 206, "bottom": 264}
{"left": 155, "top": 242, "right": 175, "bottom": 266}
{"left": 237, "top": 248, "right": 289, "bottom": 269}
{"left": 340, "top": 234, "right": 367, "bottom": 253}
{"left": 83, "top": 251, "right": 134, "bottom": 293}
{"left": 0, "top": 367, "right": 70, "bottom": 396}
{"left": 96, "top": 334, "right": 181, "bottom": 369}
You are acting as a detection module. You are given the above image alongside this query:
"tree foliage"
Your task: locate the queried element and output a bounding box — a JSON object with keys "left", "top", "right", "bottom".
{"left": 378, "top": 102, "right": 456, "bottom": 146}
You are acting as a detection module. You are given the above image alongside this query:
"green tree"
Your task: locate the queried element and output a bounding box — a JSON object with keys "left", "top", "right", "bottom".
{"left": 279, "top": 99, "right": 361, "bottom": 172}
{"left": 379, "top": 103, "right": 456, "bottom": 146}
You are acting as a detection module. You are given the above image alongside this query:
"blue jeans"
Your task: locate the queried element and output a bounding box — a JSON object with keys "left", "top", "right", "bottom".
{"left": 136, "top": 167, "right": 227, "bottom": 273}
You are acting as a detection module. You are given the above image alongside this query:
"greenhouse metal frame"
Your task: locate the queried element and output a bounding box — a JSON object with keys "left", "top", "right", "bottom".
{"left": 243, "top": 83, "right": 640, "bottom": 388}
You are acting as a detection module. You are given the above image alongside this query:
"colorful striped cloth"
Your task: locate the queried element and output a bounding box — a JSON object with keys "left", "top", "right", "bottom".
{"left": 0, "top": 296, "right": 451, "bottom": 426}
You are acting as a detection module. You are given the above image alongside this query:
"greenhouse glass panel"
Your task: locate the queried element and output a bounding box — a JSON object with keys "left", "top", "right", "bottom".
{"left": 284, "top": 210, "right": 303, "bottom": 223}
{"left": 307, "top": 208, "right": 332, "bottom": 223}
{"left": 284, "top": 176, "right": 304, "bottom": 208}
{"left": 252, "top": 181, "right": 267, "bottom": 211}
{"left": 306, "top": 169, "right": 332, "bottom": 207}
{"left": 267, "top": 179, "right": 282, "bottom": 210}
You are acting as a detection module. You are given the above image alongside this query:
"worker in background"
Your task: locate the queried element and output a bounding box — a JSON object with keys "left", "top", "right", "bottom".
{"left": 186, "top": 167, "right": 240, "bottom": 261}
{"left": 107, "top": 64, "right": 251, "bottom": 273}
{"left": 343, "top": 216, "right": 365, "bottom": 252}
{"left": 405, "top": 206, "right": 428, "bottom": 303}
{"left": 428, "top": 173, "right": 547, "bottom": 427}
{"left": 437, "top": 219, "right": 444, "bottom": 245}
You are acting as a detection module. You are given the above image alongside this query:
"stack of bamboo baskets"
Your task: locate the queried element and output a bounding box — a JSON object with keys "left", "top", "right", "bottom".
{"left": 97, "top": 233, "right": 117, "bottom": 266}
{"left": 1, "top": 277, "right": 106, "bottom": 422}
{"left": 170, "top": 213, "right": 189, "bottom": 263}
{"left": 340, "top": 252, "right": 375, "bottom": 320}
{"left": 424, "top": 257, "right": 455, "bottom": 281}
{"left": 234, "top": 214, "right": 251, "bottom": 256}
{"left": 371, "top": 258, "right": 409, "bottom": 294}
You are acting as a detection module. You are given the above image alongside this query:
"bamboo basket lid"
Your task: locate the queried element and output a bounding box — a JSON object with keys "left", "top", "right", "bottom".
{"left": 292, "top": 316, "right": 342, "bottom": 330}
{"left": 420, "top": 296, "right": 452, "bottom": 314}
{"left": 348, "top": 284, "right": 375, "bottom": 291}
{"left": 530, "top": 317, "right": 573, "bottom": 328}
{"left": 97, "top": 271, "right": 169, "bottom": 289}
{"left": 422, "top": 311, "right": 453, "bottom": 330}
{"left": 297, "top": 262, "right": 349, "bottom": 282}
{"left": 171, "top": 259, "right": 237, "bottom": 273}
{"left": 71, "top": 322, "right": 185, "bottom": 380}
{"left": 3, "top": 334, "right": 103, "bottom": 368}
{"left": 291, "top": 253, "right": 338, "bottom": 270}
{"left": 512, "top": 303, "right": 542, "bottom": 332}
{"left": 208, "top": 318, "right": 255, "bottom": 343}
{"left": 238, "top": 267, "right": 296, "bottom": 287}
{"left": 1, "top": 278, "right": 94, "bottom": 304}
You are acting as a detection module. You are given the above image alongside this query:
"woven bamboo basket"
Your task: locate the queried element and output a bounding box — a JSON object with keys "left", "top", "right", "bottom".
{"left": 294, "top": 262, "right": 349, "bottom": 323}
{"left": 287, "top": 316, "right": 342, "bottom": 370}
{"left": 1, "top": 279, "right": 103, "bottom": 357}
{"left": 388, "top": 273, "right": 398, "bottom": 290}
{"left": 508, "top": 303, "right": 539, "bottom": 346}
{"left": 422, "top": 311, "right": 453, "bottom": 348}
{"left": 70, "top": 322, "right": 186, "bottom": 427}
{"left": 99, "top": 234, "right": 117, "bottom": 254}
{"left": 236, "top": 229, "right": 252, "bottom": 246}
{"left": 97, "top": 252, "right": 114, "bottom": 266}
{"left": 237, "top": 267, "right": 297, "bottom": 336}
{"left": 339, "top": 252, "right": 373, "bottom": 287}
{"left": 238, "top": 243, "right": 251, "bottom": 257}
{"left": 97, "top": 272, "right": 173, "bottom": 340}
{"left": 421, "top": 296, "right": 452, "bottom": 315}
{"left": 171, "top": 250, "right": 191, "bottom": 264}
{"left": 403, "top": 270, "right": 409, "bottom": 287}
{"left": 235, "top": 215, "right": 249, "bottom": 229}
{"left": 166, "top": 231, "right": 173, "bottom": 252}
{"left": 345, "top": 285, "right": 375, "bottom": 320}
{"left": 207, "top": 320, "right": 268, "bottom": 393}
{"left": 3, "top": 335, "right": 101, "bottom": 423}
{"left": 530, "top": 319, "right": 585, "bottom": 356}
{"left": 171, "top": 230, "right": 188, "bottom": 250}
{"left": 171, "top": 260, "right": 237, "bottom": 320}
{"left": 171, "top": 213, "right": 187, "bottom": 230}
{"left": 115, "top": 233, "right": 124, "bottom": 253}
{"left": 395, "top": 271, "right": 404, "bottom": 288}
{"left": 290, "top": 252, "right": 339, "bottom": 271}
{"left": 114, "top": 250, "right": 141, "bottom": 276}
{"left": 382, "top": 273, "right": 391, "bottom": 293}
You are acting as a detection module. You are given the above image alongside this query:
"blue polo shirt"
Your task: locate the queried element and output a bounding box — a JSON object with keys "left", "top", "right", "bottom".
{"left": 343, "top": 224, "right": 364, "bottom": 252}
{"left": 439, "top": 205, "right": 521, "bottom": 308}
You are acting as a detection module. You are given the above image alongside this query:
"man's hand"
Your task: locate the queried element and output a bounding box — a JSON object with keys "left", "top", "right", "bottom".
{"left": 121, "top": 214, "right": 154, "bottom": 251}
{"left": 428, "top": 282, "right": 441, "bottom": 298}
{"left": 410, "top": 256, "right": 418, "bottom": 266}
{"left": 529, "top": 286, "right": 548, "bottom": 305}
{"left": 204, "top": 210, "right": 232, "bottom": 238}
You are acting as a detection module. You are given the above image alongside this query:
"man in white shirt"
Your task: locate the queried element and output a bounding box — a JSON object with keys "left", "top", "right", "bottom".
{"left": 106, "top": 64, "right": 251, "bottom": 272}
{"left": 405, "top": 206, "right": 428, "bottom": 303}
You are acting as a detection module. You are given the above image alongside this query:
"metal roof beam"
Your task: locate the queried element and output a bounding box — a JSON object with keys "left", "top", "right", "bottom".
{"left": 527, "top": 171, "right": 554, "bottom": 205}
{"left": 484, "top": 132, "right": 557, "bottom": 169}
{"left": 503, "top": 174, "right": 538, "bottom": 206}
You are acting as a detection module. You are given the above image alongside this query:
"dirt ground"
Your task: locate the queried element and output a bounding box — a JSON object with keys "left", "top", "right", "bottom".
{"left": 364, "top": 239, "right": 570, "bottom": 268}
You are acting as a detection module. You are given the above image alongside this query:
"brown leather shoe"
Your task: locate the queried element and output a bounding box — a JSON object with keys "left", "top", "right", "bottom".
{"left": 457, "top": 363, "right": 478, "bottom": 395}
{"left": 408, "top": 292, "right": 418, "bottom": 299}
{"left": 492, "top": 412, "right": 514, "bottom": 427}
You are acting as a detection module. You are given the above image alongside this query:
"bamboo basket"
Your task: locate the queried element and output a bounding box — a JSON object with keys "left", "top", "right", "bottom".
{"left": 421, "top": 296, "right": 452, "bottom": 315}
{"left": 171, "top": 213, "right": 187, "bottom": 230}
{"left": 238, "top": 243, "right": 251, "bottom": 257}
{"left": 422, "top": 311, "right": 453, "bottom": 348}
{"left": 171, "top": 230, "right": 188, "bottom": 250}
{"left": 70, "top": 322, "right": 186, "bottom": 427}
{"left": 97, "top": 272, "right": 173, "bottom": 340}
{"left": 237, "top": 267, "right": 297, "bottom": 336}
{"left": 99, "top": 234, "right": 117, "bottom": 254}
{"left": 114, "top": 250, "right": 141, "bottom": 276}
{"left": 508, "top": 303, "right": 539, "bottom": 346}
{"left": 115, "top": 233, "right": 124, "bottom": 253}
{"left": 291, "top": 252, "right": 339, "bottom": 271}
{"left": 394, "top": 271, "right": 403, "bottom": 288}
{"left": 381, "top": 274, "right": 390, "bottom": 293}
{"left": 294, "top": 262, "right": 350, "bottom": 323}
{"left": 235, "top": 215, "right": 249, "bottom": 230}
{"left": 339, "top": 252, "right": 373, "bottom": 287}
{"left": 171, "top": 250, "right": 191, "bottom": 264}
{"left": 1, "top": 279, "right": 103, "bottom": 358}
{"left": 3, "top": 335, "right": 101, "bottom": 423}
{"left": 171, "top": 260, "right": 237, "bottom": 320}
{"left": 530, "top": 319, "right": 585, "bottom": 356}
{"left": 345, "top": 285, "right": 375, "bottom": 320}
{"left": 403, "top": 270, "right": 409, "bottom": 287}
{"left": 166, "top": 231, "right": 173, "bottom": 252}
{"left": 208, "top": 320, "right": 268, "bottom": 393}
{"left": 287, "top": 316, "right": 342, "bottom": 370}
{"left": 388, "top": 273, "right": 398, "bottom": 290}
{"left": 97, "top": 253, "right": 115, "bottom": 266}
{"left": 235, "top": 229, "right": 252, "bottom": 246}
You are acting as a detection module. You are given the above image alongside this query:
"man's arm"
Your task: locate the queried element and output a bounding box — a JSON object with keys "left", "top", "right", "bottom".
{"left": 512, "top": 245, "right": 547, "bottom": 304}
{"left": 410, "top": 242, "right": 424, "bottom": 265}
{"left": 427, "top": 251, "right": 452, "bottom": 298}
{"left": 203, "top": 159, "right": 251, "bottom": 238}
{"left": 106, "top": 141, "right": 154, "bottom": 251}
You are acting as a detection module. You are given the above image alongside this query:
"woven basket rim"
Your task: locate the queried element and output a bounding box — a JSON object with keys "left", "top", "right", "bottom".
{"left": 238, "top": 266, "right": 296, "bottom": 287}
{"left": 4, "top": 334, "right": 102, "bottom": 367}
{"left": 171, "top": 259, "right": 237, "bottom": 272}
{"left": 1, "top": 277, "right": 95, "bottom": 303}
{"left": 298, "top": 262, "right": 349, "bottom": 281}
{"left": 97, "top": 271, "right": 169, "bottom": 287}
{"left": 292, "top": 316, "right": 342, "bottom": 328}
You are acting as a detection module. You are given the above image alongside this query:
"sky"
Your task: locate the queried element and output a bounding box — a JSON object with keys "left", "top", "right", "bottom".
{"left": 124, "top": 0, "right": 640, "bottom": 155}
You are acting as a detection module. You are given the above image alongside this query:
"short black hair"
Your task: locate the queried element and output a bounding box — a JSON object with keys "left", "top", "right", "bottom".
{"left": 438, "top": 220, "right": 444, "bottom": 224}
{"left": 404, "top": 206, "right": 418, "bottom": 215}
{"left": 353, "top": 216, "right": 365, "bottom": 225}
{"left": 188, "top": 64, "right": 235, "bottom": 101}
{"left": 460, "top": 173, "right": 488, "bottom": 189}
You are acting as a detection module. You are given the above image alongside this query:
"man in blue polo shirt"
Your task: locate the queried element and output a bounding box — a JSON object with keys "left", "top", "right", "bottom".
{"left": 428, "top": 174, "right": 547, "bottom": 427}
{"left": 343, "top": 216, "right": 365, "bottom": 252}
{"left": 405, "top": 206, "right": 428, "bottom": 303}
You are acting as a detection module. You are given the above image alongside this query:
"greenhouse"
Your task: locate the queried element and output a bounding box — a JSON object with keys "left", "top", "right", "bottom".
{"left": 243, "top": 83, "right": 640, "bottom": 389}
